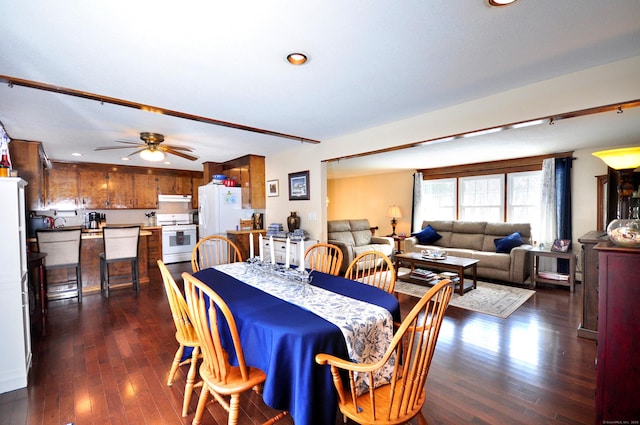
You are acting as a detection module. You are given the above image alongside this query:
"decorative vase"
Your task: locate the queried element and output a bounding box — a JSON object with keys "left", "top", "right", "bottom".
{"left": 607, "top": 219, "right": 640, "bottom": 248}
{"left": 287, "top": 211, "right": 301, "bottom": 233}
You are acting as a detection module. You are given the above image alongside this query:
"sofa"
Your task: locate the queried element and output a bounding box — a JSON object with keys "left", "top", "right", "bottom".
{"left": 404, "top": 220, "right": 532, "bottom": 284}
{"left": 327, "top": 219, "right": 395, "bottom": 273}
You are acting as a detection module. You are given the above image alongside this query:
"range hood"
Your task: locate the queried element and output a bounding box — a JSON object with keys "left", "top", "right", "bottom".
{"left": 158, "top": 194, "right": 192, "bottom": 203}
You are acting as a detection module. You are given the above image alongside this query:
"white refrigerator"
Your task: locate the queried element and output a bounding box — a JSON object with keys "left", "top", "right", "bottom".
{"left": 198, "top": 184, "right": 249, "bottom": 238}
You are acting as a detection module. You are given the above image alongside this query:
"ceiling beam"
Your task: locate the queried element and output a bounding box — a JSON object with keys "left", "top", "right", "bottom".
{"left": 0, "top": 75, "right": 321, "bottom": 145}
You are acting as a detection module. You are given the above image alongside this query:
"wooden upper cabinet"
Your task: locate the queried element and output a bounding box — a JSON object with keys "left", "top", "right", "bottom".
{"left": 223, "top": 154, "right": 265, "bottom": 209}
{"left": 46, "top": 167, "right": 80, "bottom": 210}
{"left": 8, "top": 140, "right": 45, "bottom": 211}
{"left": 192, "top": 176, "right": 203, "bottom": 208}
{"left": 157, "top": 174, "right": 175, "bottom": 195}
{"left": 79, "top": 170, "right": 108, "bottom": 209}
{"left": 134, "top": 174, "right": 158, "bottom": 209}
{"left": 106, "top": 172, "right": 134, "bottom": 208}
{"left": 175, "top": 175, "right": 192, "bottom": 195}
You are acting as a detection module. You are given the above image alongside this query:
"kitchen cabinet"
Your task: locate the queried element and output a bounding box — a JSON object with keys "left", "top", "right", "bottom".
{"left": 192, "top": 176, "right": 203, "bottom": 209}
{"left": 8, "top": 140, "right": 45, "bottom": 211}
{"left": 223, "top": 154, "right": 265, "bottom": 209}
{"left": 175, "top": 175, "right": 192, "bottom": 195}
{"left": 134, "top": 174, "right": 159, "bottom": 209}
{"left": 146, "top": 227, "right": 162, "bottom": 266}
{"left": 0, "top": 178, "right": 31, "bottom": 394}
{"left": 594, "top": 242, "right": 640, "bottom": 423}
{"left": 157, "top": 174, "right": 175, "bottom": 195}
{"left": 106, "top": 172, "right": 134, "bottom": 208}
{"left": 262, "top": 237, "right": 318, "bottom": 267}
{"left": 46, "top": 167, "right": 80, "bottom": 209}
{"left": 227, "top": 230, "right": 266, "bottom": 261}
{"left": 79, "top": 170, "right": 108, "bottom": 209}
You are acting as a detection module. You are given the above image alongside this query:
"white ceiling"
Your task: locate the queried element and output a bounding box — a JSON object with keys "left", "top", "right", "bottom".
{"left": 1, "top": 1, "right": 640, "bottom": 175}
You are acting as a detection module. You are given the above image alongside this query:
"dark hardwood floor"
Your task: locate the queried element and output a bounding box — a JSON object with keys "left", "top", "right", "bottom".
{"left": 1, "top": 262, "right": 597, "bottom": 425}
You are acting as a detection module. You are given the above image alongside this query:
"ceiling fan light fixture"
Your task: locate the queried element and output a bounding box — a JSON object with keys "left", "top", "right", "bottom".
{"left": 140, "top": 148, "right": 165, "bottom": 162}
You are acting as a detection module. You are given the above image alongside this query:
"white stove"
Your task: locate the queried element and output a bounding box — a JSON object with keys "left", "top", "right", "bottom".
{"left": 157, "top": 213, "right": 197, "bottom": 263}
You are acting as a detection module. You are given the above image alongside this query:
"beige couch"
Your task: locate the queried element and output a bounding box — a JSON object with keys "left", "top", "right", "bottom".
{"left": 328, "top": 219, "right": 394, "bottom": 273}
{"left": 404, "top": 220, "right": 532, "bottom": 284}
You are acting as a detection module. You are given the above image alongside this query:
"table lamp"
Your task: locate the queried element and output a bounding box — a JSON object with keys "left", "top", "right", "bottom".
{"left": 386, "top": 205, "right": 402, "bottom": 236}
{"left": 592, "top": 146, "right": 640, "bottom": 247}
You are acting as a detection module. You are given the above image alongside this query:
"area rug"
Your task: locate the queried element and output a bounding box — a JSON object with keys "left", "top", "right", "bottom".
{"left": 394, "top": 279, "right": 535, "bottom": 319}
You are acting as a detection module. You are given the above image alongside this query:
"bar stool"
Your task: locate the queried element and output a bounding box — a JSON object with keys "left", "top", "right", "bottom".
{"left": 100, "top": 226, "right": 140, "bottom": 298}
{"left": 36, "top": 228, "right": 83, "bottom": 303}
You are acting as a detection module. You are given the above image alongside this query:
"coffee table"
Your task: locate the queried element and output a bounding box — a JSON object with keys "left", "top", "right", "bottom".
{"left": 394, "top": 252, "right": 479, "bottom": 296}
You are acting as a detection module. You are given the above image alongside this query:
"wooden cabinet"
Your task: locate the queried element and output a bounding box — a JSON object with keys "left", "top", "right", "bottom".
{"left": 577, "top": 231, "right": 608, "bottom": 340}
{"left": 79, "top": 170, "right": 108, "bottom": 209}
{"left": 146, "top": 227, "right": 162, "bottom": 266}
{"left": 8, "top": 140, "right": 45, "bottom": 211}
{"left": 44, "top": 161, "right": 202, "bottom": 210}
{"left": 223, "top": 154, "right": 265, "bottom": 209}
{"left": 46, "top": 167, "right": 80, "bottom": 209}
{"left": 594, "top": 242, "right": 640, "bottom": 423}
{"left": 134, "top": 174, "right": 159, "bottom": 209}
{"left": 192, "top": 176, "right": 203, "bottom": 209}
{"left": 106, "top": 172, "right": 134, "bottom": 208}
{"left": 227, "top": 230, "right": 266, "bottom": 261}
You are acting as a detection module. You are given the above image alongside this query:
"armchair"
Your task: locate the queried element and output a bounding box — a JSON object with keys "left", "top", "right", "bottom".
{"left": 327, "top": 219, "right": 394, "bottom": 274}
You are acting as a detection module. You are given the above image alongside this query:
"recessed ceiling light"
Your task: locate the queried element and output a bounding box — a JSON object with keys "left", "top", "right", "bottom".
{"left": 488, "top": 0, "right": 517, "bottom": 6}
{"left": 121, "top": 157, "right": 130, "bottom": 161}
{"left": 286, "top": 52, "right": 308, "bottom": 65}
{"left": 71, "top": 152, "right": 82, "bottom": 157}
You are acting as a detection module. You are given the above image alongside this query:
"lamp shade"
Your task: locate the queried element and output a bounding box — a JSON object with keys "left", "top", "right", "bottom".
{"left": 139, "top": 148, "right": 165, "bottom": 162}
{"left": 387, "top": 205, "right": 402, "bottom": 218}
{"left": 592, "top": 147, "right": 640, "bottom": 170}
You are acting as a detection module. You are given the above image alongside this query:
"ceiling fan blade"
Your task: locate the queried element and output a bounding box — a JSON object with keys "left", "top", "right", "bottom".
{"left": 160, "top": 146, "right": 199, "bottom": 161}
{"left": 95, "top": 145, "right": 142, "bottom": 151}
{"left": 162, "top": 144, "right": 194, "bottom": 152}
{"left": 114, "top": 140, "right": 145, "bottom": 145}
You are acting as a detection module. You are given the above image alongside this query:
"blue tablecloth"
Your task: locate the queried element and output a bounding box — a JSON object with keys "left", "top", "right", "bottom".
{"left": 193, "top": 267, "right": 400, "bottom": 425}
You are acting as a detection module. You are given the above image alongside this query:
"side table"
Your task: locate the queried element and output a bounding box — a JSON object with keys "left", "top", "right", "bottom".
{"left": 529, "top": 248, "right": 576, "bottom": 292}
{"left": 391, "top": 235, "right": 406, "bottom": 254}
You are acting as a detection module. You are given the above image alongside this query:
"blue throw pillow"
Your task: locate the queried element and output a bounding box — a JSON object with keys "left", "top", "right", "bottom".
{"left": 412, "top": 225, "right": 442, "bottom": 245}
{"left": 494, "top": 232, "right": 523, "bottom": 253}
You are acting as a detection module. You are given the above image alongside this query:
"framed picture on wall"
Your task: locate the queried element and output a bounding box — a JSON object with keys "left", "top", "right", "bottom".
{"left": 289, "top": 170, "right": 310, "bottom": 201}
{"left": 267, "top": 179, "right": 279, "bottom": 197}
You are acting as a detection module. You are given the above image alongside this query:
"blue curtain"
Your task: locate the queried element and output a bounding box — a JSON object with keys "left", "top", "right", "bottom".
{"left": 555, "top": 157, "right": 573, "bottom": 273}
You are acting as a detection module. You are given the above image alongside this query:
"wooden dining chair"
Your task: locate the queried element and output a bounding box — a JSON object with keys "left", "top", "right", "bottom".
{"left": 304, "top": 243, "right": 343, "bottom": 275}
{"left": 182, "top": 272, "right": 288, "bottom": 425}
{"left": 157, "top": 260, "right": 201, "bottom": 417}
{"left": 344, "top": 250, "right": 397, "bottom": 294}
{"left": 191, "top": 235, "right": 243, "bottom": 272}
{"left": 316, "top": 278, "right": 453, "bottom": 425}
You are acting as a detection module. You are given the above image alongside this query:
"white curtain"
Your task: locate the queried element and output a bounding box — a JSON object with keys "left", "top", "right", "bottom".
{"left": 538, "top": 158, "right": 557, "bottom": 272}
{"left": 412, "top": 172, "right": 424, "bottom": 232}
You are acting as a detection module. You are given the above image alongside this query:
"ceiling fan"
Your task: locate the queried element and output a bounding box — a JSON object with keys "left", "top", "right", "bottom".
{"left": 95, "top": 132, "right": 199, "bottom": 161}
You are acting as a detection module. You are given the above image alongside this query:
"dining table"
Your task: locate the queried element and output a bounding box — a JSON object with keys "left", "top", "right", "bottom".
{"left": 193, "top": 262, "right": 401, "bottom": 425}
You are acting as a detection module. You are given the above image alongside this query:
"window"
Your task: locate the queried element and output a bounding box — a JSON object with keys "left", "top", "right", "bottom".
{"left": 459, "top": 174, "right": 504, "bottom": 221}
{"left": 421, "top": 178, "right": 456, "bottom": 220}
{"left": 419, "top": 170, "right": 542, "bottom": 224}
